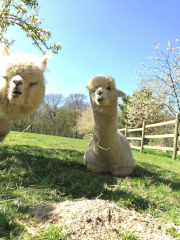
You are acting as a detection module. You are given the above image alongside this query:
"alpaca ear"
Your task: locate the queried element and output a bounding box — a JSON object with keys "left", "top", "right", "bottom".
{"left": 40, "top": 55, "right": 51, "bottom": 71}
{"left": 0, "top": 43, "right": 9, "bottom": 58}
{"left": 117, "top": 90, "right": 126, "bottom": 97}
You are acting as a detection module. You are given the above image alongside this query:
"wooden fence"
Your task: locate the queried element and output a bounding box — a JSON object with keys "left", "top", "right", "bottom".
{"left": 118, "top": 112, "right": 180, "bottom": 160}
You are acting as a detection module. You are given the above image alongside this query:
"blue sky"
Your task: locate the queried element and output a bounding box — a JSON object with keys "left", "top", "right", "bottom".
{"left": 4, "top": 0, "right": 180, "bottom": 101}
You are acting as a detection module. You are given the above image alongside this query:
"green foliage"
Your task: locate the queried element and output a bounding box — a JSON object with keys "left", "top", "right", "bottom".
{"left": 0, "top": 0, "right": 61, "bottom": 54}
{"left": 55, "top": 108, "right": 80, "bottom": 134}
{"left": 118, "top": 96, "right": 131, "bottom": 128}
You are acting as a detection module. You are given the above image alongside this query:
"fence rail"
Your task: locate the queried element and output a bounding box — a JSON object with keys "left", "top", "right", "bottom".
{"left": 118, "top": 112, "right": 180, "bottom": 160}
{"left": 84, "top": 133, "right": 93, "bottom": 140}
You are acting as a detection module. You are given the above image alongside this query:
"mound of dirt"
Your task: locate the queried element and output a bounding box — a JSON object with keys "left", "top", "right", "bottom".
{"left": 29, "top": 199, "right": 178, "bottom": 240}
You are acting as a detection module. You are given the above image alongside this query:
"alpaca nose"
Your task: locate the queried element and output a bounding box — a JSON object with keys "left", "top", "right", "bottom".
{"left": 12, "top": 75, "right": 24, "bottom": 86}
{"left": 97, "top": 88, "right": 103, "bottom": 95}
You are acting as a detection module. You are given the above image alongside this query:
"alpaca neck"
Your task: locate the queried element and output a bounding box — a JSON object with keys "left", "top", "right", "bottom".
{"left": 92, "top": 105, "right": 118, "bottom": 150}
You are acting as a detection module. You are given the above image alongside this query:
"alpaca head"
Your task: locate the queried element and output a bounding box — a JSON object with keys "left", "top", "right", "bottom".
{"left": 87, "top": 75, "right": 125, "bottom": 109}
{"left": 0, "top": 44, "right": 49, "bottom": 120}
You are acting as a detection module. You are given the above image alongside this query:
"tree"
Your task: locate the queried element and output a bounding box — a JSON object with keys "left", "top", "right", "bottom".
{"left": 0, "top": 0, "right": 61, "bottom": 54}
{"left": 118, "top": 96, "right": 131, "bottom": 128}
{"left": 56, "top": 108, "right": 80, "bottom": 134}
{"left": 39, "top": 94, "right": 64, "bottom": 134}
{"left": 135, "top": 39, "right": 180, "bottom": 116}
{"left": 64, "top": 93, "right": 89, "bottom": 111}
{"left": 126, "top": 87, "right": 167, "bottom": 127}
{"left": 75, "top": 106, "right": 93, "bottom": 135}
{"left": 11, "top": 93, "right": 82, "bottom": 136}
{"left": 43, "top": 94, "right": 64, "bottom": 118}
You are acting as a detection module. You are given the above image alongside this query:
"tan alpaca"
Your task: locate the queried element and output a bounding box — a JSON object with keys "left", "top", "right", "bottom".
{"left": 0, "top": 44, "right": 49, "bottom": 142}
{"left": 84, "top": 75, "right": 135, "bottom": 177}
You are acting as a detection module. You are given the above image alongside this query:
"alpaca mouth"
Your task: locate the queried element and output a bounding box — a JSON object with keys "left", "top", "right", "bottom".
{"left": 12, "top": 91, "right": 22, "bottom": 97}
{"left": 97, "top": 96, "right": 104, "bottom": 102}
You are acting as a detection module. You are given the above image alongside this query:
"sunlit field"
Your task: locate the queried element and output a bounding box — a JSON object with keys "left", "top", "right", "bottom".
{"left": 0, "top": 131, "right": 180, "bottom": 239}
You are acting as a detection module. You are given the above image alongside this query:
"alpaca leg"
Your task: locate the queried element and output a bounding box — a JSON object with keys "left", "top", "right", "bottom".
{"left": 86, "top": 162, "right": 107, "bottom": 174}
{"left": 0, "top": 135, "right": 6, "bottom": 142}
{"left": 0, "top": 119, "right": 12, "bottom": 142}
{"left": 111, "top": 166, "right": 135, "bottom": 177}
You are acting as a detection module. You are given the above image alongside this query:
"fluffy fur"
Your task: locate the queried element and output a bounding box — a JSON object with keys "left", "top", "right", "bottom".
{"left": 0, "top": 44, "right": 49, "bottom": 142}
{"left": 84, "top": 75, "right": 135, "bottom": 177}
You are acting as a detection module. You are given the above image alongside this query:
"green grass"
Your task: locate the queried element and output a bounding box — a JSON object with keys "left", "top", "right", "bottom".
{"left": 0, "top": 131, "right": 180, "bottom": 239}
{"left": 116, "top": 230, "right": 139, "bottom": 240}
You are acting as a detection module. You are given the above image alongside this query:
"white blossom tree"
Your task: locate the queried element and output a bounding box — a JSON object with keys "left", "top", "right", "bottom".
{"left": 134, "top": 39, "right": 180, "bottom": 116}
{"left": 126, "top": 87, "right": 167, "bottom": 127}
{"left": 75, "top": 106, "right": 93, "bottom": 135}
{"left": 0, "top": 0, "right": 62, "bottom": 54}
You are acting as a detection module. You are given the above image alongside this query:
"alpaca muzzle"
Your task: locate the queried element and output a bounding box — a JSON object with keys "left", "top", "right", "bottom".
{"left": 8, "top": 75, "right": 24, "bottom": 102}
{"left": 96, "top": 88, "right": 105, "bottom": 102}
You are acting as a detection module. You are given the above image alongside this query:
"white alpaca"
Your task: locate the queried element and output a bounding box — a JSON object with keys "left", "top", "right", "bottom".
{"left": 0, "top": 44, "right": 49, "bottom": 142}
{"left": 84, "top": 75, "right": 135, "bottom": 177}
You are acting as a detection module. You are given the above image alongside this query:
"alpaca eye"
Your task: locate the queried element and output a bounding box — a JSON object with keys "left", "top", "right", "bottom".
{"left": 30, "top": 82, "right": 37, "bottom": 87}
{"left": 107, "top": 87, "right": 111, "bottom": 90}
{"left": 2, "top": 76, "right": 9, "bottom": 81}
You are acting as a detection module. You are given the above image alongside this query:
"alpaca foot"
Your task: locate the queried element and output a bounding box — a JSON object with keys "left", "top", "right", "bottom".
{"left": 86, "top": 162, "right": 106, "bottom": 174}
{"left": 111, "top": 166, "right": 135, "bottom": 177}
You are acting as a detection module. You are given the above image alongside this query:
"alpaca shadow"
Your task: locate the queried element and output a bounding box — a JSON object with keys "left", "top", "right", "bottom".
{"left": 132, "top": 162, "right": 180, "bottom": 191}
{"left": 0, "top": 144, "right": 179, "bottom": 213}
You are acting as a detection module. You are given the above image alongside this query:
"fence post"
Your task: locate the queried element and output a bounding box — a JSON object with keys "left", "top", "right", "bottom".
{"left": 173, "top": 112, "right": 179, "bottom": 160}
{"left": 140, "top": 121, "right": 146, "bottom": 154}
{"left": 125, "top": 124, "right": 128, "bottom": 137}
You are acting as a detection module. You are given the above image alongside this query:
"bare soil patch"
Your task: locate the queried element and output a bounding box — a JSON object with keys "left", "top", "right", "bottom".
{"left": 29, "top": 199, "right": 179, "bottom": 239}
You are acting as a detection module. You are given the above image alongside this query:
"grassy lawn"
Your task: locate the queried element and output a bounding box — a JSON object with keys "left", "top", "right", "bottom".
{"left": 0, "top": 131, "right": 180, "bottom": 239}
